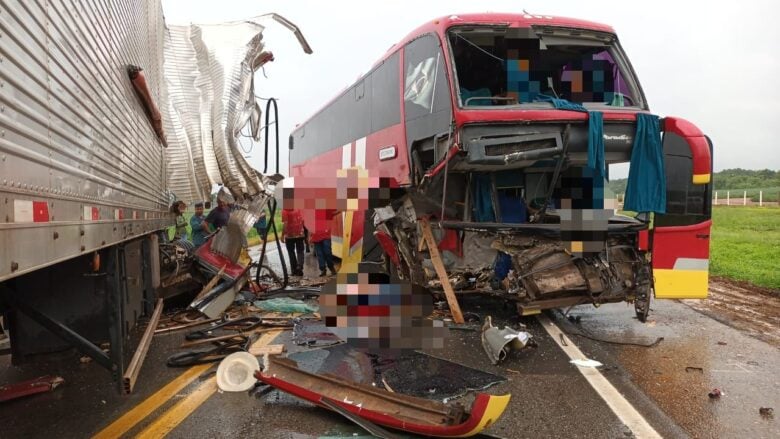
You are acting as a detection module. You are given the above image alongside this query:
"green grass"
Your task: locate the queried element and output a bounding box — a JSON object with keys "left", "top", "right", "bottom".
{"left": 710, "top": 206, "right": 780, "bottom": 289}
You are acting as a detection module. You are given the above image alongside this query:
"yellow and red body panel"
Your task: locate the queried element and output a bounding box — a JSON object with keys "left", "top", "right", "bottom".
{"left": 663, "top": 117, "right": 711, "bottom": 184}
{"left": 652, "top": 220, "right": 711, "bottom": 299}
{"left": 651, "top": 117, "right": 713, "bottom": 299}
{"left": 256, "top": 369, "right": 510, "bottom": 437}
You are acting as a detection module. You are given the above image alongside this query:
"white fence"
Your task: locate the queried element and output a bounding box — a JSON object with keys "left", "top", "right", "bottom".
{"left": 712, "top": 190, "right": 778, "bottom": 207}
{"left": 616, "top": 191, "right": 778, "bottom": 207}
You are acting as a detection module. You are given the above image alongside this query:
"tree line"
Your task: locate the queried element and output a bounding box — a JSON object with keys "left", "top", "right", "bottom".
{"left": 608, "top": 168, "right": 780, "bottom": 195}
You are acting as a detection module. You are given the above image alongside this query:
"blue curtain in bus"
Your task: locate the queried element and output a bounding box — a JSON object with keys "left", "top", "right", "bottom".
{"left": 494, "top": 252, "right": 512, "bottom": 281}
{"left": 534, "top": 95, "right": 605, "bottom": 178}
{"left": 588, "top": 111, "right": 606, "bottom": 178}
{"left": 624, "top": 114, "right": 666, "bottom": 213}
{"left": 472, "top": 173, "right": 495, "bottom": 222}
{"left": 535, "top": 94, "right": 587, "bottom": 112}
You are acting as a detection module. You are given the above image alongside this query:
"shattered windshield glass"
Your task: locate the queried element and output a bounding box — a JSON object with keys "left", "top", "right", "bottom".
{"left": 448, "top": 27, "right": 640, "bottom": 108}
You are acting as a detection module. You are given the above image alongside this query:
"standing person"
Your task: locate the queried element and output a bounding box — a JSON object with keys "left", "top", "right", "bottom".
{"left": 190, "top": 202, "right": 207, "bottom": 247}
{"left": 310, "top": 209, "right": 338, "bottom": 277}
{"left": 172, "top": 201, "right": 188, "bottom": 240}
{"left": 281, "top": 208, "right": 306, "bottom": 276}
{"left": 202, "top": 197, "right": 230, "bottom": 233}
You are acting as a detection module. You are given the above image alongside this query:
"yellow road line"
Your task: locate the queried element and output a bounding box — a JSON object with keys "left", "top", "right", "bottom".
{"left": 134, "top": 330, "right": 283, "bottom": 439}
{"left": 134, "top": 378, "right": 218, "bottom": 439}
{"left": 93, "top": 363, "right": 211, "bottom": 439}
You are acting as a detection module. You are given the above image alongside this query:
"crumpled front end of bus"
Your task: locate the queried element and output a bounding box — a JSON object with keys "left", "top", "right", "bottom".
{"left": 373, "top": 113, "right": 655, "bottom": 318}
{"left": 373, "top": 187, "right": 653, "bottom": 318}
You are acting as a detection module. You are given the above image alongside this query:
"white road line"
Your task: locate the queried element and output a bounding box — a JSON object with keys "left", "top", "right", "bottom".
{"left": 538, "top": 314, "right": 662, "bottom": 439}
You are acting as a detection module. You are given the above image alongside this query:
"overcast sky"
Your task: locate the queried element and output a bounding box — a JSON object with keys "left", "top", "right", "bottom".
{"left": 162, "top": 0, "right": 779, "bottom": 179}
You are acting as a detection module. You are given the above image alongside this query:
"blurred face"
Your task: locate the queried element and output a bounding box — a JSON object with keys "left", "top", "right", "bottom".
{"left": 217, "top": 199, "right": 227, "bottom": 209}
{"left": 195, "top": 206, "right": 204, "bottom": 216}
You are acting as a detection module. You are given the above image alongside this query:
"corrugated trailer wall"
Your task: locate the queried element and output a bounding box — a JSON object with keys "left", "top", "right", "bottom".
{"left": 0, "top": 0, "right": 170, "bottom": 282}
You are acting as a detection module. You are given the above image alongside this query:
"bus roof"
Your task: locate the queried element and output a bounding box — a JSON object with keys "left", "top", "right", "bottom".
{"left": 292, "top": 12, "right": 617, "bottom": 133}
{"left": 388, "top": 12, "right": 616, "bottom": 60}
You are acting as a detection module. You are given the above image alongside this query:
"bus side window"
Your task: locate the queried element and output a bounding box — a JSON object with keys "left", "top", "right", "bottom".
{"left": 404, "top": 34, "right": 453, "bottom": 167}
{"left": 370, "top": 52, "right": 400, "bottom": 132}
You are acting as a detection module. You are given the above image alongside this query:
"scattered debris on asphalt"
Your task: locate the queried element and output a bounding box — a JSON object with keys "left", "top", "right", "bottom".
{"left": 155, "top": 314, "right": 220, "bottom": 335}
{"left": 0, "top": 376, "right": 64, "bottom": 403}
{"left": 123, "top": 298, "right": 164, "bottom": 394}
{"left": 717, "top": 341, "right": 728, "bottom": 346}
{"left": 570, "top": 359, "right": 604, "bottom": 368}
{"left": 216, "top": 351, "right": 260, "bottom": 392}
{"left": 708, "top": 388, "right": 723, "bottom": 399}
{"left": 292, "top": 319, "right": 343, "bottom": 347}
{"left": 481, "top": 316, "right": 532, "bottom": 365}
{"left": 148, "top": 240, "right": 513, "bottom": 434}
{"left": 286, "top": 344, "right": 505, "bottom": 403}
{"left": 684, "top": 366, "right": 704, "bottom": 373}
{"left": 759, "top": 407, "right": 774, "bottom": 418}
{"left": 255, "top": 297, "right": 318, "bottom": 313}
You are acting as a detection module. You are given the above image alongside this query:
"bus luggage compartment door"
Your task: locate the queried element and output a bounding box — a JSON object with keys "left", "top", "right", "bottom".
{"left": 652, "top": 118, "right": 713, "bottom": 299}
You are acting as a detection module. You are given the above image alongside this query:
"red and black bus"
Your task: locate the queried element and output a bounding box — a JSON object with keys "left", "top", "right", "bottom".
{"left": 289, "top": 13, "right": 712, "bottom": 319}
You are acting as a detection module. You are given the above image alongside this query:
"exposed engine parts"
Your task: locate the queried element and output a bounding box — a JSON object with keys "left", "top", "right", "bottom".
{"left": 375, "top": 192, "right": 652, "bottom": 318}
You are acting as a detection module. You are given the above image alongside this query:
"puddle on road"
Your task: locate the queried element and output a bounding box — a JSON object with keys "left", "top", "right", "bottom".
{"left": 619, "top": 338, "right": 720, "bottom": 438}
{"left": 570, "top": 302, "right": 779, "bottom": 438}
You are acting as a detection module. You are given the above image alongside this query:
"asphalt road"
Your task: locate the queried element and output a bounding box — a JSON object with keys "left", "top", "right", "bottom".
{"left": 1, "top": 250, "right": 778, "bottom": 438}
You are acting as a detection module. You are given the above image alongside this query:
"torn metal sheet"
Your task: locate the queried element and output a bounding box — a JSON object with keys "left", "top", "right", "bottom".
{"left": 163, "top": 16, "right": 310, "bottom": 202}
{"left": 292, "top": 319, "right": 343, "bottom": 347}
{"left": 480, "top": 316, "right": 532, "bottom": 365}
{"left": 256, "top": 355, "right": 511, "bottom": 437}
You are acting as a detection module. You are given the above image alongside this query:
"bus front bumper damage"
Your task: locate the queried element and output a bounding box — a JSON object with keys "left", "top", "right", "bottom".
{"left": 374, "top": 198, "right": 652, "bottom": 318}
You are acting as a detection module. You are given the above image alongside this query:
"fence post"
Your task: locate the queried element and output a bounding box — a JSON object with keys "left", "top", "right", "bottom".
{"left": 759, "top": 190, "right": 763, "bottom": 207}
{"left": 727, "top": 191, "right": 730, "bottom": 206}
{"left": 743, "top": 191, "right": 747, "bottom": 206}
{"left": 714, "top": 191, "right": 718, "bottom": 205}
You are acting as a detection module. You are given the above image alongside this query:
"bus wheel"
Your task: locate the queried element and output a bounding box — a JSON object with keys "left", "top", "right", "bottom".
{"left": 634, "top": 285, "right": 651, "bottom": 322}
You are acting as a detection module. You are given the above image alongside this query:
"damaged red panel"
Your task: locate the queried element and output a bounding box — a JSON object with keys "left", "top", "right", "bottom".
{"left": 194, "top": 240, "right": 247, "bottom": 280}
{"left": 255, "top": 355, "right": 510, "bottom": 437}
{"left": 0, "top": 375, "right": 64, "bottom": 403}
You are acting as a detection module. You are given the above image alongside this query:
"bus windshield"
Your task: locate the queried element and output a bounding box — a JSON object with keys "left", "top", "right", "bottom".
{"left": 447, "top": 26, "right": 642, "bottom": 108}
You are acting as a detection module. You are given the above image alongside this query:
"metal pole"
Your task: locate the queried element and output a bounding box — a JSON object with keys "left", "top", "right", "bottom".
{"left": 760, "top": 191, "right": 763, "bottom": 207}
{"left": 743, "top": 191, "right": 747, "bottom": 206}
{"left": 0, "top": 285, "right": 114, "bottom": 371}
{"left": 727, "top": 191, "right": 730, "bottom": 206}
{"left": 714, "top": 191, "right": 718, "bottom": 205}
